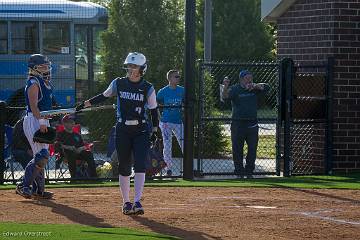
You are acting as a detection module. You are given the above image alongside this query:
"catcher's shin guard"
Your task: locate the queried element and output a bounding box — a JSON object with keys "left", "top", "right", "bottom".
{"left": 23, "top": 149, "right": 49, "bottom": 188}
{"left": 22, "top": 160, "right": 41, "bottom": 188}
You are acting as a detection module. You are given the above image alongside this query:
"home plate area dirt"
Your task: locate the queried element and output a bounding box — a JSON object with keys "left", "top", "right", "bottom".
{"left": 1, "top": 187, "right": 359, "bottom": 239}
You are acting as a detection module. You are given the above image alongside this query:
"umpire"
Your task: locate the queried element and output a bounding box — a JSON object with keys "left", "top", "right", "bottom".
{"left": 221, "top": 70, "right": 270, "bottom": 178}
{"left": 77, "top": 52, "right": 158, "bottom": 215}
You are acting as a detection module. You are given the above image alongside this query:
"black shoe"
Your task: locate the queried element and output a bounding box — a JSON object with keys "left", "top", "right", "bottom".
{"left": 234, "top": 169, "right": 244, "bottom": 177}
{"left": 246, "top": 172, "right": 254, "bottom": 179}
{"left": 122, "top": 202, "right": 134, "bottom": 215}
{"left": 32, "top": 191, "right": 54, "bottom": 199}
{"left": 166, "top": 169, "right": 172, "bottom": 176}
{"left": 132, "top": 201, "right": 144, "bottom": 215}
{"left": 16, "top": 185, "right": 32, "bottom": 199}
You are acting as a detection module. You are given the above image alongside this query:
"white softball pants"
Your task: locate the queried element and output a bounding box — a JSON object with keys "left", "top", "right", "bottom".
{"left": 23, "top": 113, "right": 49, "bottom": 156}
{"left": 159, "top": 121, "right": 184, "bottom": 170}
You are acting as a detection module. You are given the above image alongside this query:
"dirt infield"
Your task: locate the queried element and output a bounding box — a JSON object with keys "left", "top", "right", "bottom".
{"left": 1, "top": 187, "right": 359, "bottom": 239}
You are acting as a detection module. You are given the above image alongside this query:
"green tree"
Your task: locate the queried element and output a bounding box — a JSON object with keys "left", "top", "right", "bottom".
{"left": 197, "top": 0, "right": 274, "bottom": 61}
{"left": 101, "top": 0, "right": 184, "bottom": 91}
{"left": 85, "top": 0, "right": 185, "bottom": 153}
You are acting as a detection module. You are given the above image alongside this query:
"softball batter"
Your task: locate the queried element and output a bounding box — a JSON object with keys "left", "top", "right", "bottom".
{"left": 78, "top": 52, "right": 158, "bottom": 215}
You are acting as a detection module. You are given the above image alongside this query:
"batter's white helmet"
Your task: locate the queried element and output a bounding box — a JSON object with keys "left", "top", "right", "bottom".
{"left": 124, "top": 52, "right": 147, "bottom": 75}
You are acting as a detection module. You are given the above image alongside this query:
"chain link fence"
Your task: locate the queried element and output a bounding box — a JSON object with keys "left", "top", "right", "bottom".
{"left": 196, "top": 61, "right": 279, "bottom": 177}
{"left": 289, "top": 66, "right": 329, "bottom": 175}
{"left": 2, "top": 103, "right": 184, "bottom": 183}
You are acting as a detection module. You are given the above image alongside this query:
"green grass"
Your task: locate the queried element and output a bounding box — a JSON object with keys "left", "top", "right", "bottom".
{"left": 0, "top": 222, "right": 178, "bottom": 240}
{"left": 240, "top": 135, "right": 276, "bottom": 159}
{"left": 257, "top": 135, "right": 276, "bottom": 158}
{"left": 1, "top": 173, "right": 360, "bottom": 190}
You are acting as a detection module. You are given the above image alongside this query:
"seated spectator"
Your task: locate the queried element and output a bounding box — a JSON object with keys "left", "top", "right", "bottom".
{"left": 11, "top": 118, "right": 33, "bottom": 169}
{"left": 55, "top": 114, "right": 97, "bottom": 178}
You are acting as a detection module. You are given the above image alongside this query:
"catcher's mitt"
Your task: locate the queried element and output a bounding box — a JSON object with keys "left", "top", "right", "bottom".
{"left": 33, "top": 127, "right": 56, "bottom": 144}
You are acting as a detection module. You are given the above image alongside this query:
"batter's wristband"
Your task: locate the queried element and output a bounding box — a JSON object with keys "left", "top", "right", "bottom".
{"left": 39, "top": 118, "right": 47, "bottom": 125}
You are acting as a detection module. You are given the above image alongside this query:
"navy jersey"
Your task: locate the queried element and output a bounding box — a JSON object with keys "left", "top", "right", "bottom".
{"left": 25, "top": 76, "right": 53, "bottom": 112}
{"left": 227, "top": 83, "right": 270, "bottom": 120}
{"left": 103, "top": 77, "right": 157, "bottom": 121}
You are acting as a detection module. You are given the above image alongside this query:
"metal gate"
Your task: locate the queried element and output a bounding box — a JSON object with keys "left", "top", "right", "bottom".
{"left": 196, "top": 61, "right": 279, "bottom": 177}
{"left": 279, "top": 58, "right": 334, "bottom": 176}
{"left": 196, "top": 58, "right": 333, "bottom": 178}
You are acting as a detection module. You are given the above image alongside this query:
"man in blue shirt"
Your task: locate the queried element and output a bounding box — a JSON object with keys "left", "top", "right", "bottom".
{"left": 221, "top": 70, "right": 270, "bottom": 178}
{"left": 157, "top": 70, "right": 184, "bottom": 176}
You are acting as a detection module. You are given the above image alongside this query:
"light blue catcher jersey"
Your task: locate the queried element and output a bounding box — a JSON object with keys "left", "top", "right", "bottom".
{"left": 25, "top": 76, "right": 53, "bottom": 112}
{"left": 157, "top": 85, "right": 184, "bottom": 124}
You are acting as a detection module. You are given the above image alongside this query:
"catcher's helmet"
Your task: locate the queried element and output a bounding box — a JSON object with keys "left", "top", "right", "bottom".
{"left": 28, "top": 54, "right": 52, "bottom": 81}
{"left": 28, "top": 54, "right": 50, "bottom": 68}
{"left": 124, "top": 52, "right": 147, "bottom": 75}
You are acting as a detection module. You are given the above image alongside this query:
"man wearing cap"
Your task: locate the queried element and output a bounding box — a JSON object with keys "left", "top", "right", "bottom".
{"left": 55, "top": 114, "right": 97, "bottom": 178}
{"left": 221, "top": 70, "right": 270, "bottom": 178}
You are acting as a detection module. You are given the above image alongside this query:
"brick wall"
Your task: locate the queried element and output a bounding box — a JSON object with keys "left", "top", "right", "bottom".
{"left": 277, "top": 0, "right": 360, "bottom": 173}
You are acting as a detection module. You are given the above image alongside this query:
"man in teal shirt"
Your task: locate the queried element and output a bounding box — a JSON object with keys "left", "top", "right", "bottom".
{"left": 157, "top": 69, "right": 184, "bottom": 176}
{"left": 222, "top": 70, "right": 270, "bottom": 178}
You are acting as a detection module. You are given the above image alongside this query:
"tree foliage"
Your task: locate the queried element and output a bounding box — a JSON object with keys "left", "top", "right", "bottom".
{"left": 101, "top": 0, "right": 184, "bottom": 91}
{"left": 197, "top": 0, "right": 275, "bottom": 61}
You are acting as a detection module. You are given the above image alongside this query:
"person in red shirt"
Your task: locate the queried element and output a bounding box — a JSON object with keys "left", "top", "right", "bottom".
{"left": 55, "top": 114, "right": 97, "bottom": 178}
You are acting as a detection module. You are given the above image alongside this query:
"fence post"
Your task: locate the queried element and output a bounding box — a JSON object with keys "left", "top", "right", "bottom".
{"left": 280, "top": 58, "right": 294, "bottom": 177}
{"left": 195, "top": 60, "right": 204, "bottom": 177}
{"left": 183, "top": 0, "right": 196, "bottom": 180}
{"left": 0, "top": 101, "right": 7, "bottom": 184}
{"left": 276, "top": 63, "right": 282, "bottom": 176}
{"left": 325, "top": 57, "right": 334, "bottom": 174}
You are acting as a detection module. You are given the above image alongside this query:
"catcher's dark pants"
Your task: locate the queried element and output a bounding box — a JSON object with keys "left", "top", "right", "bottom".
{"left": 231, "top": 121, "right": 259, "bottom": 175}
{"left": 63, "top": 150, "right": 97, "bottom": 178}
{"left": 115, "top": 122, "right": 150, "bottom": 176}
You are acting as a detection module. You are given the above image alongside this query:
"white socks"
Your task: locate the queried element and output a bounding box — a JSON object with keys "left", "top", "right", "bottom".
{"left": 119, "top": 173, "right": 145, "bottom": 203}
{"left": 119, "top": 175, "right": 130, "bottom": 203}
{"left": 134, "top": 173, "right": 145, "bottom": 203}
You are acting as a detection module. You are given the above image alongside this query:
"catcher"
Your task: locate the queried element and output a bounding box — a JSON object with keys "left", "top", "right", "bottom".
{"left": 15, "top": 54, "right": 55, "bottom": 199}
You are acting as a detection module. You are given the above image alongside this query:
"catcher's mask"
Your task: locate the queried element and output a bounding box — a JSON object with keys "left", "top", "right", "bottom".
{"left": 123, "top": 52, "right": 147, "bottom": 76}
{"left": 28, "top": 54, "right": 52, "bottom": 82}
